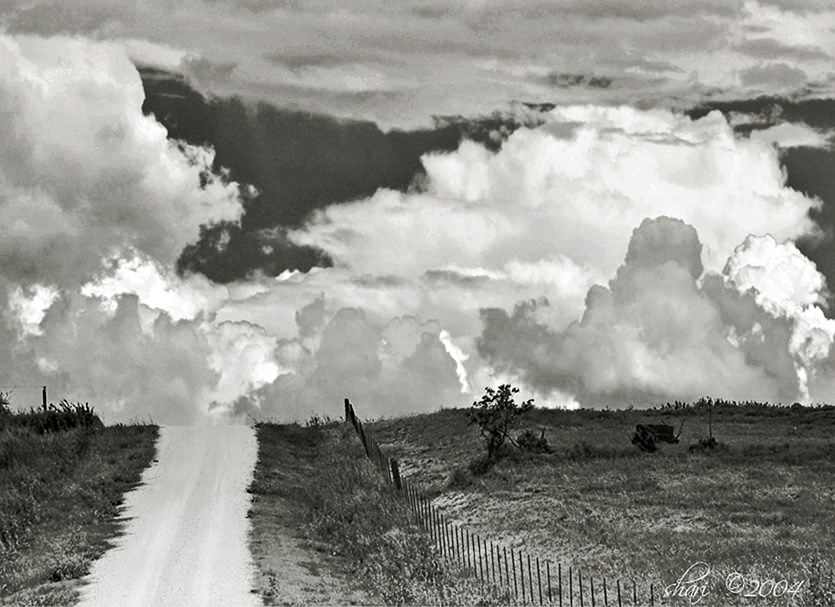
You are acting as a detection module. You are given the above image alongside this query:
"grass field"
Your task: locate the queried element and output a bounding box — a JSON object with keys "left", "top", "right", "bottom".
{"left": 249, "top": 420, "right": 498, "bottom": 605}
{"left": 0, "top": 404, "right": 157, "bottom": 607}
{"left": 367, "top": 401, "right": 835, "bottom": 606}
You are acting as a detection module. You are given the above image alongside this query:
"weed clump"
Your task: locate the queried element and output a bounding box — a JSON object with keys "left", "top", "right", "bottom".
{"left": 0, "top": 399, "right": 103, "bottom": 434}
{"left": 0, "top": 395, "right": 156, "bottom": 605}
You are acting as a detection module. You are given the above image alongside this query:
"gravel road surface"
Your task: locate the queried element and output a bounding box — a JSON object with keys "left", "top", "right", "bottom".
{"left": 78, "top": 425, "right": 262, "bottom": 607}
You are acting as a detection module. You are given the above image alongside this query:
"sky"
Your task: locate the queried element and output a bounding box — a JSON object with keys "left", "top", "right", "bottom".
{"left": 2, "top": 1, "right": 835, "bottom": 423}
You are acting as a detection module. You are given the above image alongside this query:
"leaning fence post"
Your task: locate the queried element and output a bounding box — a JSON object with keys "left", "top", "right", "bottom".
{"left": 537, "top": 557, "right": 543, "bottom": 605}
{"left": 603, "top": 577, "right": 608, "bottom": 607}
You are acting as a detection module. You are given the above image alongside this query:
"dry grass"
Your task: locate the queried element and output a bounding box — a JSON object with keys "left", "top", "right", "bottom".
{"left": 0, "top": 423, "right": 158, "bottom": 606}
{"left": 368, "top": 403, "right": 835, "bottom": 606}
{"left": 250, "top": 420, "right": 505, "bottom": 605}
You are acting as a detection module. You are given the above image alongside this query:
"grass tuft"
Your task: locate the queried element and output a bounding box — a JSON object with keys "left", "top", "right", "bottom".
{"left": 251, "top": 422, "right": 503, "bottom": 605}
{"left": 0, "top": 398, "right": 157, "bottom": 606}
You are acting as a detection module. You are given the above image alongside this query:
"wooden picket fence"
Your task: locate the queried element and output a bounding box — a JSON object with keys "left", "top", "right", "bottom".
{"left": 344, "top": 398, "right": 661, "bottom": 606}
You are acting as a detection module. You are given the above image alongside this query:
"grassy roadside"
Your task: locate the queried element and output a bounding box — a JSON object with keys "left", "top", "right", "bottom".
{"left": 369, "top": 403, "right": 835, "bottom": 606}
{"left": 0, "top": 406, "right": 158, "bottom": 607}
{"left": 249, "top": 420, "right": 499, "bottom": 605}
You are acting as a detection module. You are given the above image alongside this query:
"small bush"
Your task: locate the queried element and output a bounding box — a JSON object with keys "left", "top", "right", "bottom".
{"left": 468, "top": 384, "right": 534, "bottom": 462}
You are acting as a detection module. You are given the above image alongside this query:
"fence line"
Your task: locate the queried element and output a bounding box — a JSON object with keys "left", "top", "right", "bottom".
{"left": 344, "top": 398, "right": 661, "bottom": 606}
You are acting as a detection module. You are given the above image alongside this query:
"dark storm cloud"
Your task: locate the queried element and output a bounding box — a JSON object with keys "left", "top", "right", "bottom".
{"left": 546, "top": 73, "right": 613, "bottom": 89}
{"left": 755, "top": 0, "right": 835, "bottom": 12}
{"left": 262, "top": 52, "right": 357, "bottom": 73}
{"left": 423, "top": 270, "right": 494, "bottom": 287}
{"left": 182, "top": 57, "right": 239, "bottom": 84}
{"left": 735, "top": 38, "right": 830, "bottom": 63}
{"left": 138, "top": 68, "right": 538, "bottom": 283}
{"left": 525, "top": 0, "right": 738, "bottom": 21}
{"left": 3, "top": 2, "right": 119, "bottom": 35}
{"left": 740, "top": 63, "right": 808, "bottom": 89}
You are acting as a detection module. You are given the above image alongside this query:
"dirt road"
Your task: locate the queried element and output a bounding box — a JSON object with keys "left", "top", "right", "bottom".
{"left": 77, "top": 425, "right": 262, "bottom": 607}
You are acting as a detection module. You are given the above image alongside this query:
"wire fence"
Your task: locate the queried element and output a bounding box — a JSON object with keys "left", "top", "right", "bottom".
{"left": 344, "top": 398, "right": 661, "bottom": 606}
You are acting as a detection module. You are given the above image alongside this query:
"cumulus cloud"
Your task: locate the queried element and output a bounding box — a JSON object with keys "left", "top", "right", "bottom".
{"left": 477, "top": 218, "right": 803, "bottom": 405}
{"left": 0, "top": 34, "right": 259, "bottom": 422}
{"left": 233, "top": 307, "right": 464, "bottom": 421}
{"left": 723, "top": 235, "right": 835, "bottom": 394}
{"left": 292, "top": 105, "right": 820, "bottom": 280}
{"left": 0, "top": 34, "right": 243, "bottom": 287}
{"left": 278, "top": 105, "right": 834, "bottom": 410}
{"left": 6, "top": 31, "right": 835, "bottom": 422}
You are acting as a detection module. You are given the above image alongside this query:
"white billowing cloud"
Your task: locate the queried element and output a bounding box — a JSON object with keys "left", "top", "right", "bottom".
{"left": 724, "top": 235, "right": 835, "bottom": 395}
{"left": 120, "top": 38, "right": 189, "bottom": 70}
{"left": 5, "top": 31, "right": 835, "bottom": 421}
{"left": 0, "top": 33, "right": 244, "bottom": 287}
{"left": 0, "top": 27, "right": 471, "bottom": 423}
{"left": 725, "top": 235, "right": 828, "bottom": 309}
{"left": 234, "top": 307, "right": 465, "bottom": 422}
{"left": 6, "top": 284, "right": 59, "bottom": 338}
{"left": 0, "top": 33, "right": 261, "bottom": 423}
{"left": 80, "top": 251, "right": 229, "bottom": 323}
{"left": 205, "top": 321, "right": 280, "bottom": 408}
{"left": 294, "top": 106, "right": 819, "bottom": 282}
{"left": 477, "top": 217, "right": 805, "bottom": 405}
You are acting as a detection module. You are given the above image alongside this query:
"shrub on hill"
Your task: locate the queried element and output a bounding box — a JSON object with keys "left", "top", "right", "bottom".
{"left": 468, "top": 384, "right": 533, "bottom": 466}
